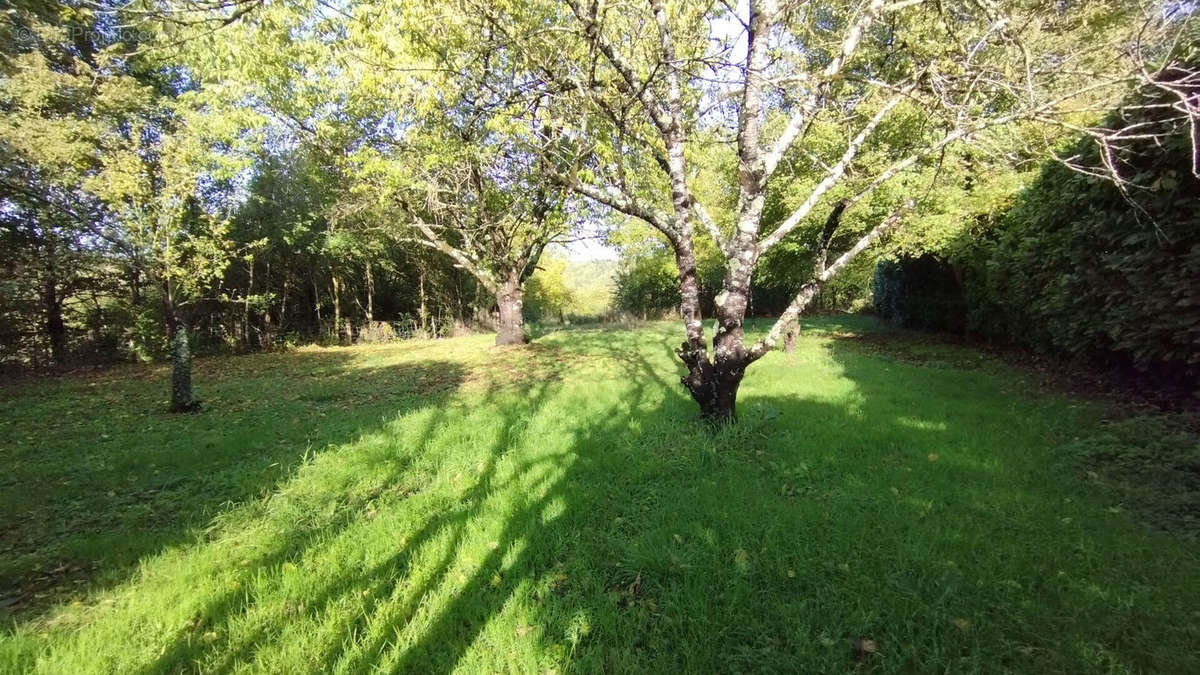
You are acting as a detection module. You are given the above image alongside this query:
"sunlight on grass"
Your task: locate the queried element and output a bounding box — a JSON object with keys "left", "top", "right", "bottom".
{"left": 2, "top": 320, "right": 1198, "bottom": 673}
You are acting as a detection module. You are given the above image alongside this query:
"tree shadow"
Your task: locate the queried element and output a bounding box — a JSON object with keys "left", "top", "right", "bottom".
{"left": 0, "top": 348, "right": 469, "bottom": 621}
{"left": 8, "top": 329, "right": 1197, "bottom": 673}
{"left": 98, "top": 338, "right": 675, "bottom": 673}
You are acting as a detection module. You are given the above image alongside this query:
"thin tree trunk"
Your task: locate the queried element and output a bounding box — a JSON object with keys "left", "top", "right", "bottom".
{"left": 418, "top": 269, "right": 428, "bottom": 335}
{"left": 494, "top": 272, "right": 527, "bottom": 346}
{"left": 312, "top": 276, "right": 322, "bottom": 327}
{"left": 279, "top": 275, "right": 290, "bottom": 333}
{"left": 365, "top": 262, "right": 374, "bottom": 323}
{"left": 244, "top": 261, "right": 253, "bottom": 349}
{"left": 331, "top": 272, "right": 342, "bottom": 344}
{"left": 44, "top": 275, "right": 66, "bottom": 365}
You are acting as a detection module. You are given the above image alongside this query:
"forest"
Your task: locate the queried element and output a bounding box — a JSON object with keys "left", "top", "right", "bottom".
{"left": 2, "top": 1, "right": 1199, "bottom": 672}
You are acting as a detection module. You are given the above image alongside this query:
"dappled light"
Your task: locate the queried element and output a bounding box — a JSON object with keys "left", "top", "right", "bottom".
{"left": 3, "top": 321, "right": 1198, "bottom": 672}
{"left": 3, "top": 0, "right": 1197, "bottom": 671}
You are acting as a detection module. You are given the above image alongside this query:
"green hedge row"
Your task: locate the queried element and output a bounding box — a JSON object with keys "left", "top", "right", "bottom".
{"left": 875, "top": 74, "right": 1200, "bottom": 386}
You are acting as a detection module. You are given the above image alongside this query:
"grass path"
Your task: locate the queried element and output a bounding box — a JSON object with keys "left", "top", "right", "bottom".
{"left": 1, "top": 318, "right": 1197, "bottom": 673}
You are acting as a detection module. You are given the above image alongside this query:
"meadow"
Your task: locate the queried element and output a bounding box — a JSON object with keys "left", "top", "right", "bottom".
{"left": 1, "top": 318, "right": 1197, "bottom": 673}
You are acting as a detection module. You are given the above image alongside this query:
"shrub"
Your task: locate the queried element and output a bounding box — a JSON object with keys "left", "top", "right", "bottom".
{"left": 872, "top": 255, "right": 966, "bottom": 332}
{"left": 875, "top": 70, "right": 1200, "bottom": 389}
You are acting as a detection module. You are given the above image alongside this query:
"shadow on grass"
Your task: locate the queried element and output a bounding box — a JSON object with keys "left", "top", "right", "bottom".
{"left": 0, "top": 349, "right": 469, "bottom": 621}
{"left": 7, "top": 328, "right": 1199, "bottom": 673}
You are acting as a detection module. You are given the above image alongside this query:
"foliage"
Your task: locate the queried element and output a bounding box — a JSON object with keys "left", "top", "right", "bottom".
{"left": 561, "top": 259, "right": 616, "bottom": 319}
{"left": 865, "top": 68, "right": 1200, "bottom": 389}
{"left": 962, "top": 114, "right": 1200, "bottom": 380}
{"left": 2, "top": 321, "right": 1199, "bottom": 672}
{"left": 524, "top": 254, "right": 574, "bottom": 321}
{"left": 613, "top": 254, "right": 681, "bottom": 317}
{"left": 872, "top": 256, "right": 967, "bottom": 333}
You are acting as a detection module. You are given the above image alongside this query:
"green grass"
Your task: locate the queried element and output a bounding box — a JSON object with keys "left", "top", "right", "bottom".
{"left": 1, "top": 318, "right": 1198, "bottom": 673}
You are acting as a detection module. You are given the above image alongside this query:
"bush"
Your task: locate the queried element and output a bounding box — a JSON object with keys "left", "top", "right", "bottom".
{"left": 613, "top": 256, "right": 681, "bottom": 317}
{"left": 872, "top": 255, "right": 966, "bottom": 332}
{"left": 357, "top": 321, "right": 398, "bottom": 343}
{"left": 874, "top": 71, "right": 1200, "bottom": 389}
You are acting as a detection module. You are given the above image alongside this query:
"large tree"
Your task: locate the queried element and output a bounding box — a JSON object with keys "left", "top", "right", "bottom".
{"left": 0, "top": 4, "right": 248, "bottom": 407}
{"left": 450, "top": 0, "right": 1195, "bottom": 421}
{"left": 158, "top": 0, "right": 579, "bottom": 346}
{"left": 351, "top": 119, "right": 571, "bottom": 346}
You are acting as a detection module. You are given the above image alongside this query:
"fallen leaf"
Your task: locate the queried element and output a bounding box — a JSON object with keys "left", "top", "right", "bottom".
{"left": 854, "top": 637, "right": 877, "bottom": 661}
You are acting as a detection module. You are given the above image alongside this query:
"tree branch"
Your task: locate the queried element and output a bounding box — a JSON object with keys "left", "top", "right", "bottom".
{"left": 758, "top": 88, "right": 908, "bottom": 253}
{"left": 761, "top": 0, "right": 885, "bottom": 182}
{"left": 749, "top": 204, "right": 908, "bottom": 360}
{"left": 565, "top": 0, "right": 674, "bottom": 137}
{"left": 693, "top": 201, "right": 727, "bottom": 256}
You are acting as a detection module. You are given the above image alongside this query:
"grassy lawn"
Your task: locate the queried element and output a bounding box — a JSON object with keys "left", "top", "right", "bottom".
{"left": 1, "top": 318, "right": 1198, "bottom": 673}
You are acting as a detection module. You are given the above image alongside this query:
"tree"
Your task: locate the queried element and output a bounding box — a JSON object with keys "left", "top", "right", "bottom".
{"left": 457, "top": 0, "right": 1194, "bottom": 421}
{"left": 0, "top": 5, "right": 245, "bottom": 407}
{"left": 160, "top": 0, "right": 580, "bottom": 346}
{"left": 359, "top": 127, "right": 570, "bottom": 346}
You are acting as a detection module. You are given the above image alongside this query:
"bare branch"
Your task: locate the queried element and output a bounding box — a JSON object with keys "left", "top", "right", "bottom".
{"left": 558, "top": 171, "right": 679, "bottom": 242}
{"left": 693, "top": 201, "right": 727, "bottom": 256}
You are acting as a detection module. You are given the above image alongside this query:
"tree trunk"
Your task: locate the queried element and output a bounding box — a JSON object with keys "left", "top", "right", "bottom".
{"left": 311, "top": 276, "right": 322, "bottom": 328}
{"left": 494, "top": 274, "right": 527, "bottom": 346}
{"left": 169, "top": 324, "right": 199, "bottom": 413}
{"left": 43, "top": 276, "right": 66, "bottom": 365}
{"left": 365, "top": 262, "right": 375, "bottom": 323}
{"left": 675, "top": 243, "right": 749, "bottom": 424}
{"left": 331, "top": 273, "right": 342, "bottom": 344}
{"left": 129, "top": 266, "right": 142, "bottom": 306}
{"left": 781, "top": 318, "right": 799, "bottom": 353}
{"left": 244, "top": 262, "right": 254, "bottom": 349}
{"left": 418, "top": 269, "right": 428, "bottom": 334}
{"left": 160, "top": 279, "right": 197, "bottom": 412}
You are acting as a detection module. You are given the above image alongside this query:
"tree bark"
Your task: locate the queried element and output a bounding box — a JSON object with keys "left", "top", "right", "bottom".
{"left": 311, "top": 276, "right": 322, "bottom": 328}
{"left": 418, "top": 269, "right": 428, "bottom": 335}
{"left": 365, "top": 262, "right": 374, "bottom": 322}
{"left": 244, "top": 261, "right": 254, "bottom": 349}
{"left": 781, "top": 319, "right": 799, "bottom": 353}
{"left": 494, "top": 273, "right": 527, "bottom": 345}
{"left": 43, "top": 275, "right": 67, "bottom": 365}
{"left": 169, "top": 324, "right": 199, "bottom": 413}
{"left": 331, "top": 272, "right": 343, "bottom": 344}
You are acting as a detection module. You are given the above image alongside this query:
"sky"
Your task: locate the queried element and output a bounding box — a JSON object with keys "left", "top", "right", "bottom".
{"left": 563, "top": 236, "right": 619, "bottom": 262}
